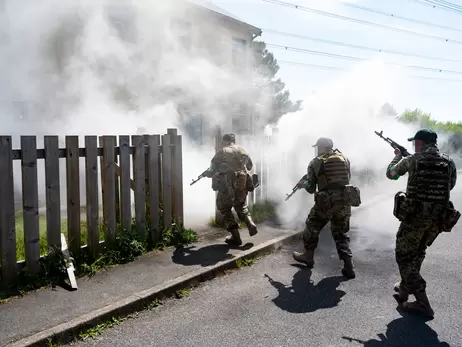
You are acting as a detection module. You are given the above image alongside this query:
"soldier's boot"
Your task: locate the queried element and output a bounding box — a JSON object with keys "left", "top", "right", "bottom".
{"left": 393, "top": 281, "right": 409, "bottom": 303}
{"left": 341, "top": 257, "right": 356, "bottom": 279}
{"left": 244, "top": 215, "right": 258, "bottom": 237}
{"left": 292, "top": 250, "right": 314, "bottom": 268}
{"left": 402, "top": 291, "right": 435, "bottom": 318}
{"left": 225, "top": 228, "right": 242, "bottom": 246}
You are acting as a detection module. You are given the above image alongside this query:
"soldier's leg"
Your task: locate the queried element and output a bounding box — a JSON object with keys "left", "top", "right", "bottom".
{"left": 216, "top": 191, "right": 241, "bottom": 246}
{"left": 395, "top": 221, "right": 434, "bottom": 317}
{"left": 293, "top": 205, "right": 329, "bottom": 267}
{"left": 331, "top": 211, "right": 355, "bottom": 279}
{"left": 233, "top": 189, "right": 258, "bottom": 236}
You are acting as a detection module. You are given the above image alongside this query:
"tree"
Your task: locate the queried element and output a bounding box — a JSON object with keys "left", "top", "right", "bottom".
{"left": 379, "top": 102, "right": 397, "bottom": 117}
{"left": 252, "top": 41, "right": 302, "bottom": 125}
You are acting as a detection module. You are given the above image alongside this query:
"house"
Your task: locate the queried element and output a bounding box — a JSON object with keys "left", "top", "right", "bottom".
{"left": 170, "top": 1, "right": 263, "bottom": 144}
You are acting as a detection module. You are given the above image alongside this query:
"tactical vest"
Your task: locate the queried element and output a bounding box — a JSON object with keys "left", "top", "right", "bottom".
{"left": 315, "top": 152, "right": 350, "bottom": 191}
{"left": 407, "top": 153, "right": 451, "bottom": 204}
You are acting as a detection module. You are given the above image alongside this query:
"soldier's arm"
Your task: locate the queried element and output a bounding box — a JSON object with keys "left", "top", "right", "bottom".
{"left": 305, "top": 159, "right": 318, "bottom": 194}
{"left": 207, "top": 152, "right": 222, "bottom": 176}
{"left": 245, "top": 154, "right": 253, "bottom": 171}
{"left": 450, "top": 159, "right": 457, "bottom": 190}
{"left": 345, "top": 157, "right": 352, "bottom": 181}
{"left": 386, "top": 155, "right": 411, "bottom": 180}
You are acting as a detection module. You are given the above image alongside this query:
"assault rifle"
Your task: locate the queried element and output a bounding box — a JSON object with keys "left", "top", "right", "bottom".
{"left": 374, "top": 130, "right": 411, "bottom": 157}
{"left": 285, "top": 174, "right": 308, "bottom": 201}
{"left": 190, "top": 169, "right": 208, "bottom": 186}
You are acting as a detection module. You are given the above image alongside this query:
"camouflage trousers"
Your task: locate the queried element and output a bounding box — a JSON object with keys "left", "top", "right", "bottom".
{"left": 395, "top": 218, "right": 441, "bottom": 294}
{"left": 303, "top": 195, "right": 352, "bottom": 259}
{"left": 216, "top": 188, "right": 249, "bottom": 230}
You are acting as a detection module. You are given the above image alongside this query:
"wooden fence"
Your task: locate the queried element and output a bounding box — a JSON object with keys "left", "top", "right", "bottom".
{"left": 0, "top": 128, "right": 183, "bottom": 286}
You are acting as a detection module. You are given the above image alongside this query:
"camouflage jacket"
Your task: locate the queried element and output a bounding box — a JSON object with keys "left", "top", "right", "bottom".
{"left": 208, "top": 144, "right": 253, "bottom": 175}
{"left": 301, "top": 150, "right": 351, "bottom": 194}
{"left": 387, "top": 144, "right": 457, "bottom": 196}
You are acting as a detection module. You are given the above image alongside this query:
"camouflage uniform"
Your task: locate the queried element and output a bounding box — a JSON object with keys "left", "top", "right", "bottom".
{"left": 293, "top": 137, "right": 355, "bottom": 279}
{"left": 387, "top": 128, "right": 457, "bottom": 317}
{"left": 207, "top": 134, "right": 258, "bottom": 245}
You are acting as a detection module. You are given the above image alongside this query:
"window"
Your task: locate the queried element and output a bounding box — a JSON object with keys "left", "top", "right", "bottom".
{"left": 232, "top": 38, "right": 246, "bottom": 67}
{"left": 170, "top": 19, "right": 192, "bottom": 51}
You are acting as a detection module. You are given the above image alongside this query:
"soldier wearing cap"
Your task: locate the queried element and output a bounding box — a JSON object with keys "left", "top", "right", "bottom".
{"left": 292, "top": 137, "right": 356, "bottom": 279}
{"left": 205, "top": 134, "right": 258, "bottom": 245}
{"left": 387, "top": 128, "right": 458, "bottom": 318}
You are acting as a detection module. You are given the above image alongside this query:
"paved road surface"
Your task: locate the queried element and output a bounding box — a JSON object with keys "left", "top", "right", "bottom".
{"left": 70, "top": 189, "right": 462, "bottom": 347}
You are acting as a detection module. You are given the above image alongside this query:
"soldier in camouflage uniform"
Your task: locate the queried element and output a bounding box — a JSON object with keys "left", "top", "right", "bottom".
{"left": 205, "top": 134, "right": 258, "bottom": 246}
{"left": 387, "top": 129, "right": 458, "bottom": 318}
{"left": 293, "top": 137, "right": 356, "bottom": 279}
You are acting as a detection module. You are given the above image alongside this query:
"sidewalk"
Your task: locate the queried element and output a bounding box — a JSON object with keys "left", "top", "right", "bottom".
{"left": 0, "top": 224, "right": 298, "bottom": 347}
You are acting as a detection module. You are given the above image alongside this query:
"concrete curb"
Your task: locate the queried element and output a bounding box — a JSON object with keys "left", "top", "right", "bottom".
{"left": 6, "top": 231, "right": 302, "bottom": 347}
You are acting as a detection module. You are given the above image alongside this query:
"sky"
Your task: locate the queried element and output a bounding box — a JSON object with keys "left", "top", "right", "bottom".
{"left": 205, "top": 0, "right": 462, "bottom": 123}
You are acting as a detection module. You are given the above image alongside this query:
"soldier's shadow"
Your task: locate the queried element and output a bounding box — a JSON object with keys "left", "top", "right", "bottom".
{"left": 264, "top": 265, "right": 347, "bottom": 313}
{"left": 171, "top": 243, "right": 253, "bottom": 267}
{"left": 343, "top": 316, "right": 451, "bottom": 347}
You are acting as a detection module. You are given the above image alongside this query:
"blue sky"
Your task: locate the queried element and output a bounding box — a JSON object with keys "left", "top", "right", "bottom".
{"left": 207, "top": 0, "right": 462, "bottom": 123}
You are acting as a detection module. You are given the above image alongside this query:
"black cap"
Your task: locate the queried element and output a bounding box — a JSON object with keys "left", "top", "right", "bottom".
{"left": 312, "top": 137, "right": 333, "bottom": 148}
{"left": 407, "top": 129, "right": 437, "bottom": 144}
{"left": 222, "top": 133, "right": 235, "bottom": 142}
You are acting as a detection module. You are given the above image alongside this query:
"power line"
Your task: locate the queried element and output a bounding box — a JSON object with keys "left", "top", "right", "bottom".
{"left": 262, "top": 28, "right": 462, "bottom": 63}
{"left": 262, "top": 0, "right": 462, "bottom": 45}
{"left": 278, "top": 59, "right": 462, "bottom": 82}
{"left": 341, "top": 3, "right": 462, "bottom": 32}
{"left": 408, "top": 0, "right": 462, "bottom": 13}
{"left": 267, "top": 43, "right": 462, "bottom": 75}
{"left": 425, "top": 0, "right": 462, "bottom": 11}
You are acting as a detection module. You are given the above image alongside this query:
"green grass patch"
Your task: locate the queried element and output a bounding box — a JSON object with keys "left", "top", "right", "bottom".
{"left": 2, "top": 214, "right": 198, "bottom": 300}
{"left": 235, "top": 256, "right": 256, "bottom": 268}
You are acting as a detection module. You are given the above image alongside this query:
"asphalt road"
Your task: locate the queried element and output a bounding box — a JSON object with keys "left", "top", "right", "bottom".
{"left": 70, "top": 189, "right": 462, "bottom": 347}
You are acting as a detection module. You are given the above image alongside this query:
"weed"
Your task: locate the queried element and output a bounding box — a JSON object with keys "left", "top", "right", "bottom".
{"left": 174, "top": 288, "right": 190, "bottom": 298}
{"left": 235, "top": 256, "right": 256, "bottom": 268}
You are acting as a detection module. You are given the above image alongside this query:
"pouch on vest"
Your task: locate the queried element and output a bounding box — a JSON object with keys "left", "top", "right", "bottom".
{"left": 234, "top": 171, "right": 247, "bottom": 190}
{"left": 345, "top": 185, "right": 361, "bottom": 207}
{"left": 212, "top": 173, "right": 226, "bottom": 192}
{"left": 246, "top": 173, "right": 259, "bottom": 192}
{"left": 393, "top": 191, "right": 416, "bottom": 223}
{"left": 315, "top": 191, "right": 331, "bottom": 213}
{"left": 441, "top": 201, "right": 461, "bottom": 232}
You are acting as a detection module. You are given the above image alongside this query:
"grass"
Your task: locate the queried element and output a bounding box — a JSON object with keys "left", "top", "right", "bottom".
{"left": 2, "top": 213, "right": 198, "bottom": 300}
{"left": 208, "top": 200, "right": 278, "bottom": 228}
{"left": 15, "top": 212, "right": 105, "bottom": 261}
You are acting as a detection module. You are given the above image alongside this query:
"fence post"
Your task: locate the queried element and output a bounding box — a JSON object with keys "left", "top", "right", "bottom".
{"left": 168, "top": 129, "right": 184, "bottom": 228}
{"left": 214, "top": 127, "right": 224, "bottom": 227}
{"left": 102, "top": 136, "right": 117, "bottom": 247}
{"left": 161, "top": 133, "right": 173, "bottom": 230}
{"left": 20, "top": 136, "right": 40, "bottom": 274}
{"left": 85, "top": 136, "right": 99, "bottom": 258}
{"left": 65, "top": 136, "right": 81, "bottom": 256}
{"left": 119, "top": 135, "right": 132, "bottom": 232}
{"left": 114, "top": 137, "right": 121, "bottom": 225}
{"left": 44, "top": 136, "right": 61, "bottom": 252}
{"left": 132, "top": 135, "right": 146, "bottom": 239}
{"left": 0, "top": 136, "right": 17, "bottom": 286}
{"left": 145, "top": 135, "right": 161, "bottom": 244}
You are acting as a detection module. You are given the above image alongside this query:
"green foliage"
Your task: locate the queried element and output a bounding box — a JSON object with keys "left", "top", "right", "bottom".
{"left": 155, "top": 223, "right": 198, "bottom": 249}
{"left": 249, "top": 200, "right": 277, "bottom": 224}
{"left": 252, "top": 41, "right": 302, "bottom": 125}
{"left": 398, "top": 108, "right": 462, "bottom": 133}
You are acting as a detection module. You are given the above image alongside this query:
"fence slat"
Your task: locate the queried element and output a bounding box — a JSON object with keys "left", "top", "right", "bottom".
{"left": 114, "top": 136, "right": 121, "bottom": 224}
{"left": 172, "top": 134, "right": 184, "bottom": 227}
{"left": 44, "top": 136, "right": 61, "bottom": 252}
{"left": 119, "top": 135, "right": 131, "bottom": 232}
{"left": 132, "top": 136, "right": 146, "bottom": 238}
{"left": 102, "top": 136, "right": 117, "bottom": 246}
{"left": 20, "top": 136, "right": 40, "bottom": 274}
{"left": 85, "top": 136, "right": 99, "bottom": 258}
{"left": 146, "top": 135, "right": 160, "bottom": 243}
{"left": 0, "top": 136, "right": 16, "bottom": 285}
{"left": 161, "top": 134, "right": 173, "bottom": 229}
{"left": 66, "top": 136, "right": 81, "bottom": 255}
